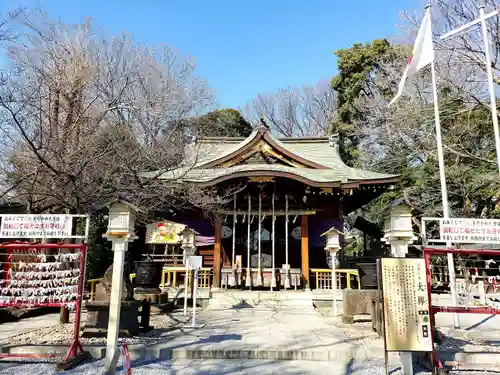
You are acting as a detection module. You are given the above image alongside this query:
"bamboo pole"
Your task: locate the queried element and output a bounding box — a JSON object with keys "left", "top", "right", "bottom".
{"left": 271, "top": 193, "right": 276, "bottom": 290}
{"left": 285, "top": 195, "right": 290, "bottom": 289}
{"left": 246, "top": 194, "right": 252, "bottom": 288}
{"left": 231, "top": 194, "right": 237, "bottom": 287}
{"left": 257, "top": 191, "right": 262, "bottom": 286}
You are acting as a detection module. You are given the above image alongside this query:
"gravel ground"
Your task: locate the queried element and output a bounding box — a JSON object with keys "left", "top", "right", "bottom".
{"left": 0, "top": 358, "right": 497, "bottom": 374}
{"left": 437, "top": 326, "right": 500, "bottom": 352}
{"left": 6, "top": 312, "right": 191, "bottom": 346}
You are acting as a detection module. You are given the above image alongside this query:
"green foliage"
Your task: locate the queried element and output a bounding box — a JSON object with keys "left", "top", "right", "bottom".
{"left": 196, "top": 108, "right": 253, "bottom": 137}
{"left": 330, "top": 39, "right": 408, "bottom": 165}
{"left": 330, "top": 40, "right": 392, "bottom": 164}
{"left": 86, "top": 214, "right": 112, "bottom": 280}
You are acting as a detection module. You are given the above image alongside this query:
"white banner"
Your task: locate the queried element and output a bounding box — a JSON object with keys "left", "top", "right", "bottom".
{"left": 0, "top": 215, "right": 73, "bottom": 239}
{"left": 439, "top": 218, "right": 500, "bottom": 244}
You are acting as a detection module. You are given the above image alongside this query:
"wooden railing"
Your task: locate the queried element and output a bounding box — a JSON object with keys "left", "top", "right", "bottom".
{"left": 310, "top": 269, "right": 361, "bottom": 290}
{"left": 141, "top": 253, "right": 184, "bottom": 266}
{"left": 87, "top": 278, "right": 102, "bottom": 301}
{"left": 88, "top": 267, "right": 213, "bottom": 302}
{"left": 159, "top": 267, "right": 212, "bottom": 289}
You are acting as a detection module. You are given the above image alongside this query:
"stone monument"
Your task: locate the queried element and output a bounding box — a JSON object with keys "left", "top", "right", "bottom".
{"left": 84, "top": 258, "right": 141, "bottom": 337}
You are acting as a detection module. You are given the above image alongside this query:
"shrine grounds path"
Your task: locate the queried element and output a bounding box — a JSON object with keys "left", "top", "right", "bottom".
{"left": 0, "top": 302, "right": 500, "bottom": 374}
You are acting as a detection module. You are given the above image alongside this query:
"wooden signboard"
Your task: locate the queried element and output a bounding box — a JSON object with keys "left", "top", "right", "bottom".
{"left": 381, "top": 258, "right": 433, "bottom": 352}
{"left": 145, "top": 221, "right": 186, "bottom": 244}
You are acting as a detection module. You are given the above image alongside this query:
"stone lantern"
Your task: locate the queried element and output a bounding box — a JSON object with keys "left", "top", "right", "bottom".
{"left": 105, "top": 200, "right": 139, "bottom": 240}
{"left": 102, "top": 199, "right": 140, "bottom": 373}
{"left": 381, "top": 199, "right": 416, "bottom": 258}
{"left": 321, "top": 227, "right": 343, "bottom": 316}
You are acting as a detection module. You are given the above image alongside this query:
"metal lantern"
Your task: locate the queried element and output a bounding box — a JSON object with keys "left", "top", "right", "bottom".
{"left": 181, "top": 228, "right": 199, "bottom": 263}
{"left": 321, "top": 227, "right": 343, "bottom": 252}
{"left": 320, "top": 226, "right": 344, "bottom": 316}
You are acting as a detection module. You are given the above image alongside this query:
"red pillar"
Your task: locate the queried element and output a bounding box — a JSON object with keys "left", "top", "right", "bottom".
{"left": 213, "top": 216, "right": 222, "bottom": 288}
{"left": 301, "top": 215, "right": 310, "bottom": 289}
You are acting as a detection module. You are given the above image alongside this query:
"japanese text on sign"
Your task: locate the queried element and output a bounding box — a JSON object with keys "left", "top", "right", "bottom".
{"left": 439, "top": 218, "right": 500, "bottom": 244}
{"left": 0, "top": 215, "right": 73, "bottom": 239}
{"left": 381, "top": 258, "right": 432, "bottom": 352}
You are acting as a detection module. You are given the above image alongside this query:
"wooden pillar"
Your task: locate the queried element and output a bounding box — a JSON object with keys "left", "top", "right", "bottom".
{"left": 213, "top": 216, "right": 222, "bottom": 288}
{"left": 301, "top": 215, "right": 309, "bottom": 289}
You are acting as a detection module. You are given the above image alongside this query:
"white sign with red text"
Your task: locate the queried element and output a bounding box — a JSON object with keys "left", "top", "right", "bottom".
{"left": 439, "top": 218, "right": 500, "bottom": 244}
{"left": 0, "top": 214, "right": 73, "bottom": 239}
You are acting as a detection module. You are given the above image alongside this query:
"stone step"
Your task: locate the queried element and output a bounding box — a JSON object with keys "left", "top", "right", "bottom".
{"left": 207, "top": 292, "right": 313, "bottom": 310}
{"left": 0, "top": 344, "right": 387, "bottom": 362}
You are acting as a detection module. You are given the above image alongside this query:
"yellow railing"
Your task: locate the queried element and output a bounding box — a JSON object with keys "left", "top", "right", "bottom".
{"left": 87, "top": 278, "right": 102, "bottom": 301}
{"left": 160, "top": 267, "right": 212, "bottom": 289}
{"left": 128, "top": 267, "right": 212, "bottom": 289}
{"left": 311, "top": 269, "right": 361, "bottom": 290}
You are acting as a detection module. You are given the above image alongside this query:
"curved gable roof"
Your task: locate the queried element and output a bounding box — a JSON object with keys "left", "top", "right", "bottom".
{"left": 143, "top": 126, "right": 400, "bottom": 187}
{"left": 196, "top": 127, "right": 329, "bottom": 169}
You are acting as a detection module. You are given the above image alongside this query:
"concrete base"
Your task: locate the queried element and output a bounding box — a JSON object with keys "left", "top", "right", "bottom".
{"left": 4, "top": 344, "right": 498, "bottom": 370}
{"left": 83, "top": 300, "right": 141, "bottom": 337}
{"left": 55, "top": 351, "right": 92, "bottom": 372}
{"left": 207, "top": 290, "right": 315, "bottom": 310}
{"left": 415, "top": 350, "right": 500, "bottom": 372}
{"left": 0, "top": 343, "right": 388, "bottom": 362}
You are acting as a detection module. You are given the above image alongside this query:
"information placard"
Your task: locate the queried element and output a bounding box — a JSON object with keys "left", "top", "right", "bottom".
{"left": 381, "top": 258, "right": 433, "bottom": 352}
{"left": 439, "top": 218, "right": 500, "bottom": 244}
{"left": 186, "top": 256, "right": 203, "bottom": 270}
{"left": 0, "top": 215, "right": 73, "bottom": 239}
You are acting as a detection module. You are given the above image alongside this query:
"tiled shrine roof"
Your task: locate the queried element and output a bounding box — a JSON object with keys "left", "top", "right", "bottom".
{"left": 142, "top": 126, "right": 399, "bottom": 188}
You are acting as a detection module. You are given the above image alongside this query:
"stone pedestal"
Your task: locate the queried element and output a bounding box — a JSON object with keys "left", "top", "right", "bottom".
{"left": 134, "top": 290, "right": 168, "bottom": 304}
{"left": 341, "top": 289, "right": 378, "bottom": 324}
{"left": 134, "top": 289, "right": 169, "bottom": 315}
{"left": 83, "top": 301, "right": 141, "bottom": 337}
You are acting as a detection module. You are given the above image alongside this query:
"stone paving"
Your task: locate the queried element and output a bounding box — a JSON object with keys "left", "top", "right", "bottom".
{"left": 2, "top": 303, "right": 500, "bottom": 372}
{"left": 1, "top": 358, "right": 498, "bottom": 375}
{"left": 143, "top": 307, "right": 384, "bottom": 360}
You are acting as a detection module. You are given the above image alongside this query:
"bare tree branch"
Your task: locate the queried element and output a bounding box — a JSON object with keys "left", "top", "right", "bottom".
{"left": 0, "top": 11, "right": 233, "bottom": 216}
{"left": 242, "top": 79, "right": 336, "bottom": 136}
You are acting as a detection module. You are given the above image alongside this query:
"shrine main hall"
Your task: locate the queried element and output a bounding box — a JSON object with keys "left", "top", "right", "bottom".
{"left": 143, "top": 125, "right": 399, "bottom": 290}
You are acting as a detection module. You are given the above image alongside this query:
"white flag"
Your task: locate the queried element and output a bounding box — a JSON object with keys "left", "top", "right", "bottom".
{"left": 389, "top": 7, "right": 434, "bottom": 106}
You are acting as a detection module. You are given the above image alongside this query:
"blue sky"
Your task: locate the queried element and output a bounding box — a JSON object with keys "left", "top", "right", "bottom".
{"left": 0, "top": 0, "right": 421, "bottom": 108}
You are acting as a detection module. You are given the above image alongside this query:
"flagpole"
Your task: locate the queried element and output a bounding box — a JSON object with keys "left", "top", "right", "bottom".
{"left": 480, "top": 5, "right": 500, "bottom": 173}
{"left": 428, "top": 4, "right": 460, "bottom": 329}
{"left": 440, "top": 5, "right": 500, "bottom": 172}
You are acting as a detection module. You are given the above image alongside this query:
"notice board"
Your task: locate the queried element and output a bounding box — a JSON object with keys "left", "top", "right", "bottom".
{"left": 381, "top": 258, "right": 433, "bottom": 352}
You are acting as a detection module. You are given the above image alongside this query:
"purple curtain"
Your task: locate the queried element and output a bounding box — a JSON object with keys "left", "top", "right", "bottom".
{"left": 308, "top": 217, "right": 343, "bottom": 247}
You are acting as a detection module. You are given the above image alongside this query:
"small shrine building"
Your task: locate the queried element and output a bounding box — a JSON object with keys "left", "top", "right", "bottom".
{"left": 144, "top": 125, "right": 399, "bottom": 290}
